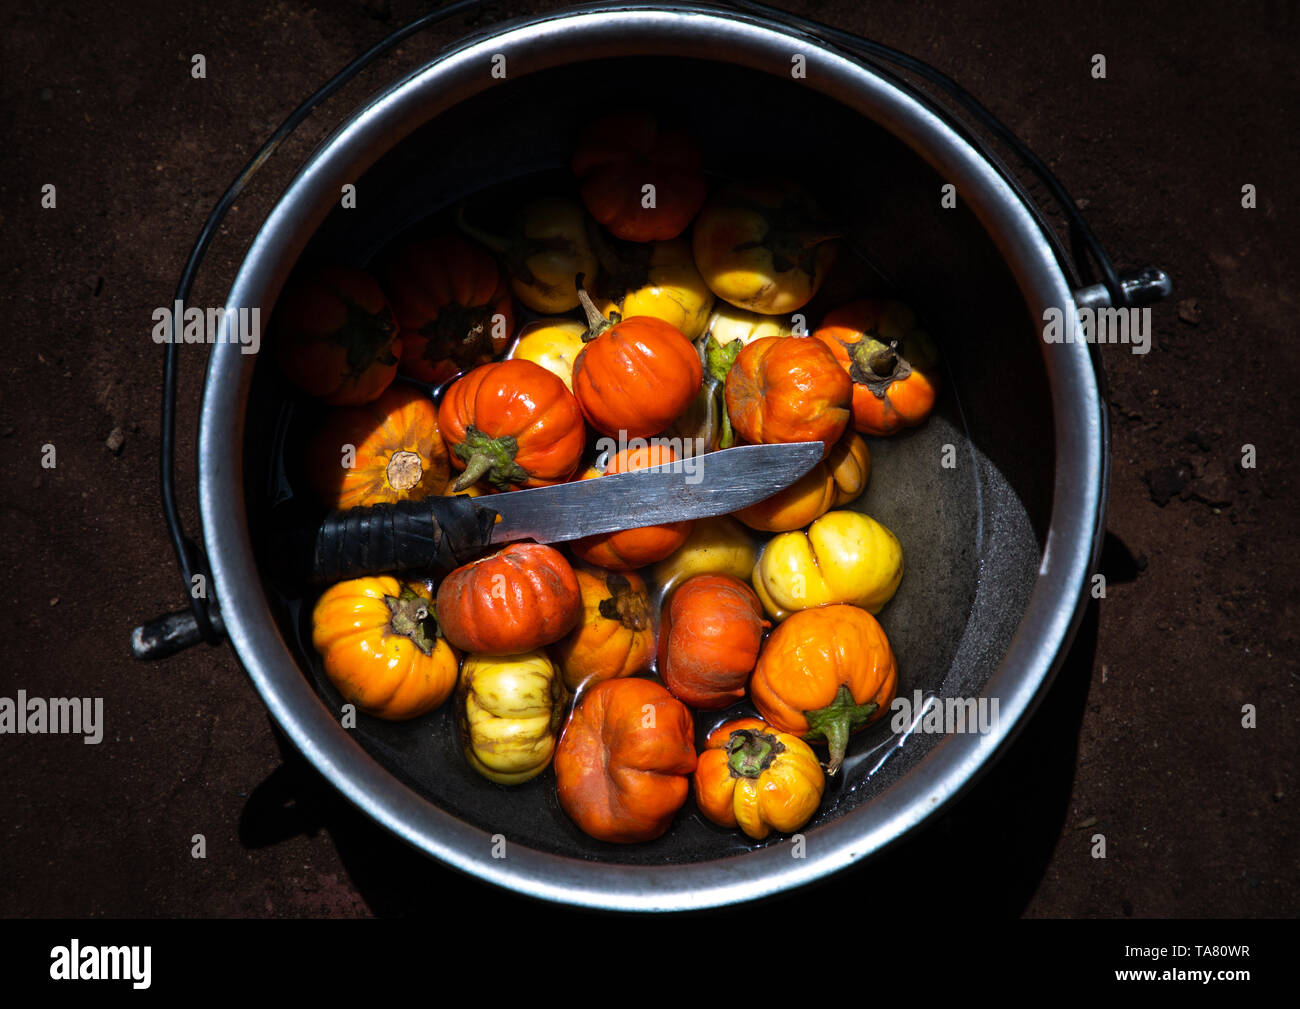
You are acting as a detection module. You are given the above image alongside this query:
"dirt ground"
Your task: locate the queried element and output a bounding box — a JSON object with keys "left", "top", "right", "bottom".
{"left": 0, "top": 0, "right": 1295, "bottom": 919}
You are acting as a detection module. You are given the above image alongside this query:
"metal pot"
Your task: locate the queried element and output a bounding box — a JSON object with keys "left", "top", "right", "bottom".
{"left": 136, "top": 1, "right": 1169, "bottom": 910}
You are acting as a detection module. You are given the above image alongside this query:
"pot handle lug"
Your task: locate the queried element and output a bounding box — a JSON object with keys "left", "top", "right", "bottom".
{"left": 132, "top": 606, "right": 227, "bottom": 661}
{"left": 1074, "top": 267, "right": 1173, "bottom": 310}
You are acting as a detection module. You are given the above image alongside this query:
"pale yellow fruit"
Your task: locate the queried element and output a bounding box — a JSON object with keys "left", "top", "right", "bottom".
{"left": 752, "top": 510, "right": 902, "bottom": 621}
{"left": 458, "top": 650, "right": 567, "bottom": 785}
{"left": 593, "top": 237, "right": 714, "bottom": 341}
{"left": 704, "top": 304, "right": 795, "bottom": 350}
{"left": 651, "top": 515, "right": 757, "bottom": 597}
{"left": 506, "top": 318, "right": 588, "bottom": 392}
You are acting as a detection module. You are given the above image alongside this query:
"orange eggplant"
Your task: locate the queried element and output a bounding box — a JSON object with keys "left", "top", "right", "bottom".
{"left": 437, "top": 358, "right": 586, "bottom": 492}
{"left": 814, "top": 299, "right": 939, "bottom": 436}
{"left": 724, "top": 335, "right": 852, "bottom": 457}
{"left": 311, "top": 577, "right": 458, "bottom": 720}
{"left": 694, "top": 717, "right": 825, "bottom": 839}
{"left": 552, "top": 567, "right": 656, "bottom": 691}
{"left": 554, "top": 677, "right": 697, "bottom": 843}
{"left": 658, "top": 574, "right": 768, "bottom": 709}
{"left": 750, "top": 604, "right": 897, "bottom": 775}
{"left": 274, "top": 266, "right": 400, "bottom": 405}
{"left": 307, "top": 384, "right": 450, "bottom": 509}
{"left": 435, "top": 543, "right": 582, "bottom": 656}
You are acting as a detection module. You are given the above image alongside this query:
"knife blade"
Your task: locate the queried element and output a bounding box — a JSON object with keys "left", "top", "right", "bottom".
{"left": 307, "top": 441, "right": 823, "bottom": 583}
{"left": 489, "top": 441, "right": 824, "bottom": 544}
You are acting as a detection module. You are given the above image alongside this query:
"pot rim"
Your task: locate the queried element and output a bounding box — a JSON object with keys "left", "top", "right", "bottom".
{"left": 199, "top": 5, "right": 1102, "bottom": 911}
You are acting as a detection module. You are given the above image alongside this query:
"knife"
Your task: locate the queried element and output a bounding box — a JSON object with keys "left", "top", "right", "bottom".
{"left": 307, "top": 441, "right": 824, "bottom": 583}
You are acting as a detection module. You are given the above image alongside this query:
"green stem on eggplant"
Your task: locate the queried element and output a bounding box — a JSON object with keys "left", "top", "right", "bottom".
{"left": 451, "top": 426, "right": 527, "bottom": 491}
{"left": 802, "top": 684, "right": 879, "bottom": 776}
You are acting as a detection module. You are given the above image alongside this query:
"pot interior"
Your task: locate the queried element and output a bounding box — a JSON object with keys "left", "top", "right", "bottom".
{"left": 242, "top": 55, "right": 1052, "bottom": 865}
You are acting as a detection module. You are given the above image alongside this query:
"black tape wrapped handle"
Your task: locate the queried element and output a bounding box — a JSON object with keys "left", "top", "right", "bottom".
{"left": 311, "top": 495, "right": 498, "bottom": 585}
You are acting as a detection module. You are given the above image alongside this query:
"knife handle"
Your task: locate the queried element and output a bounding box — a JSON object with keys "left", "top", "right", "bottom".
{"left": 310, "top": 495, "right": 498, "bottom": 584}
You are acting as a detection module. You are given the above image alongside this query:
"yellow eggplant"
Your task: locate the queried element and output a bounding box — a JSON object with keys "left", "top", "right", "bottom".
{"left": 506, "top": 317, "right": 588, "bottom": 391}
{"left": 752, "top": 510, "right": 902, "bottom": 621}
{"left": 458, "top": 198, "right": 599, "bottom": 314}
{"left": 650, "top": 515, "right": 757, "bottom": 597}
{"left": 457, "top": 650, "right": 568, "bottom": 785}
{"left": 691, "top": 181, "right": 840, "bottom": 315}
{"left": 703, "top": 303, "right": 796, "bottom": 349}
{"left": 589, "top": 234, "right": 714, "bottom": 341}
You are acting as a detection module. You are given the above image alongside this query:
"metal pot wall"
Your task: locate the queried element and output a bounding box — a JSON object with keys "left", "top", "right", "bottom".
{"left": 143, "top": 1, "right": 1169, "bottom": 910}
